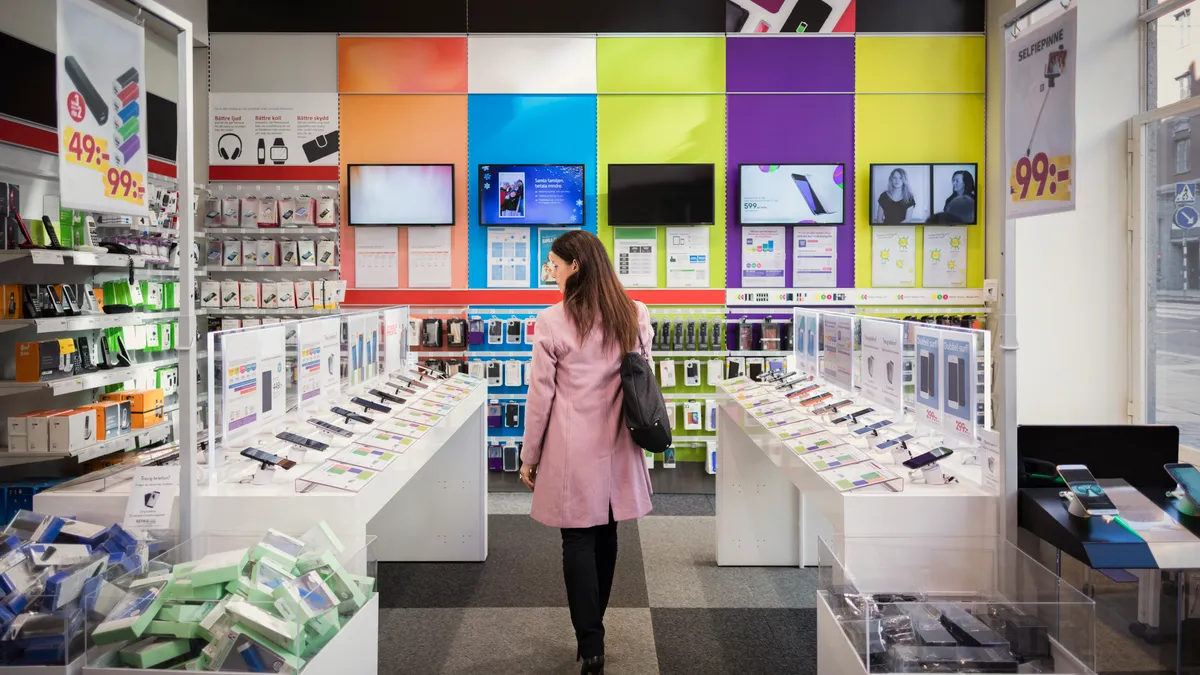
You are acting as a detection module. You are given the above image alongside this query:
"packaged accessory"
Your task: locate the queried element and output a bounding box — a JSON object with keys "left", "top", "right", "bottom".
{"left": 447, "top": 318, "right": 468, "bottom": 348}
{"left": 683, "top": 401, "right": 702, "bottom": 430}
{"left": 659, "top": 359, "right": 676, "bottom": 388}
{"left": 504, "top": 360, "right": 521, "bottom": 387}
{"left": 684, "top": 359, "right": 700, "bottom": 386}
{"left": 705, "top": 400, "right": 719, "bottom": 432}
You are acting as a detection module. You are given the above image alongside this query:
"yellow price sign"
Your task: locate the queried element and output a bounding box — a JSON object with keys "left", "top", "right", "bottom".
{"left": 62, "top": 126, "right": 109, "bottom": 171}
{"left": 1009, "top": 152, "right": 1072, "bottom": 203}
{"left": 102, "top": 165, "right": 147, "bottom": 206}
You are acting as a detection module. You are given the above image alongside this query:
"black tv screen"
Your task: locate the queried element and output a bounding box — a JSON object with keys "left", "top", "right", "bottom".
{"left": 608, "top": 164, "right": 715, "bottom": 225}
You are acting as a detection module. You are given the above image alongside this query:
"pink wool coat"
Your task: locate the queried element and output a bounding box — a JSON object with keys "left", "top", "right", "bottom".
{"left": 521, "top": 301, "right": 654, "bottom": 529}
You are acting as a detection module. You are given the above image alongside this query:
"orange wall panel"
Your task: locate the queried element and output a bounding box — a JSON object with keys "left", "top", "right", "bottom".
{"left": 339, "top": 95, "right": 469, "bottom": 288}
{"left": 338, "top": 37, "right": 468, "bottom": 93}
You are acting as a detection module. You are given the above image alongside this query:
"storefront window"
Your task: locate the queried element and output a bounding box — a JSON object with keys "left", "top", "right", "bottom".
{"left": 1148, "top": 1, "right": 1200, "bottom": 108}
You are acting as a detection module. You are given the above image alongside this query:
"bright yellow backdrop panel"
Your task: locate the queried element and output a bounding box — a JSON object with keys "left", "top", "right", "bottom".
{"left": 597, "top": 94, "right": 726, "bottom": 287}
{"left": 855, "top": 93, "right": 985, "bottom": 288}
{"left": 856, "top": 36, "right": 985, "bottom": 94}
{"left": 597, "top": 37, "right": 725, "bottom": 93}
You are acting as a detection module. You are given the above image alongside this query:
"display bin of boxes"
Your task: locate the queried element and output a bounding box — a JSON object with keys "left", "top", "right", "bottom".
{"left": 82, "top": 524, "right": 376, "bottom": 673}
{"left": 0, "top": 510, "right": 174, "bottom": 668}
{"left": 817, "top": 536, "right": 1096, "bottom": 675}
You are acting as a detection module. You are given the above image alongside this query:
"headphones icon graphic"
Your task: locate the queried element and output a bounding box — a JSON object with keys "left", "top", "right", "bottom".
{"left": 218, "top": 133, "right": 242, "bottom": 160}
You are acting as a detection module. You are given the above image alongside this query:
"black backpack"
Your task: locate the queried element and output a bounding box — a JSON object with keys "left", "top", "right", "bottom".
{"left": 620, "top": 346, "right": 672, "bottom": 454}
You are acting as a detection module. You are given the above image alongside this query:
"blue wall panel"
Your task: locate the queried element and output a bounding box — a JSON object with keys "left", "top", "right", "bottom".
{"left": 467, "top": 94, "right": 598, "bottom": 288}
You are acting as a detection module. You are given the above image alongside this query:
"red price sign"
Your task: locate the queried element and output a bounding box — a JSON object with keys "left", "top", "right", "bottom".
{"left": 1010, "top": 151, "right": 1072, "bottom": 203}
{"left": 103, "top": 166, "right": 146, "bottom": 205}
{"left": 62, "top": 127, "right": 108, "bottom": 170}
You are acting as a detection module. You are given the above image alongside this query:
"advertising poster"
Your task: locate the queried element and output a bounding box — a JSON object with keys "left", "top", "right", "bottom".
{"left": 298, "top": 317, "right": 341, "bottom": 405}
{"left": 408, "top": 227, "right": 452, "bottom": 288}
{"left": 871, "top": 227, "right": 916, "bottom": 287}
{"left": 487, "top": 227, "right": 532, "bottom": 288}
{"left": 382, "top": 308, "right": 407, "bottom": 375}
{"left": 209, "top": 93, "right": 339, "bottom": 169}
{"left": 794, "top": 226, "right": 838, "bottom": 287}
{"left": 739, "top": 164, "right": 845, "bottom": 225}
{"left": 354, "top": 227, "right": 399, "bottom": 289}
{"left": 923, "top": 227, "right": 967, "bottom": 287}
{"left": 123, "top": 467, "right": 178, "bottom": 531}
{"left": 860, "top": 318, "right": 904, "bottom": 417}
{"left": 725, "top": 0, "right": 852, "bottom": 33}
{"left": 536, "top": 228, "right": 579, "bottom": 288}
{"left": 941, "top": 332, "right": 977, "bottom": 442}
{"left": 614, "top": 228, "right": 657, "bottom": 287}
{"left": 741, "top": 226, "right": 787, "bottom": 288}
{"left": 220, "top": 326, "right": 285, "bottom": 441}
{"left": 1005, "top": 5, "right": 1076, "bottom": 217}
{"left": 794, "top": 309, "right": 821, "bottom": 376}
{"left": 665, "top": 227, "right": 710, "bottom": 287}
{"left": 914, "top": 327, "right": 943, "bottom": 430}
{"left": 820, "top": 313, "right": 854, "bottom": 391}
{"left": 479, "top": 165, "right": 585, "bottom": 226}
{"left": 345, "top": 313, "right": 378, "bottom": 385}
{"left": 56, "top": 0, "right": 148, "bottom": 215}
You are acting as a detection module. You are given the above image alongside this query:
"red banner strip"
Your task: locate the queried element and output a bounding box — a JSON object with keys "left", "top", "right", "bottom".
{"left": 0, "top": 118, "right": 56, "bottom": 153}
{"left": 208, "top": 166, "right": 340, "bottom": 182}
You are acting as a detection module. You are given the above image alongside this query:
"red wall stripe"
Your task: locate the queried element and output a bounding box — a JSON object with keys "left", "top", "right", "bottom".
{"left": 209, "top": 166, "right": 340, "bottom": 182}
{"left": 345, "top": 288, "right": 726, "bottom": 306}
{"left": 0, "top": 117, "right": 56, "bottom": 153}
{"left": 148, "top": 158, "right": 177, "bottom": 178}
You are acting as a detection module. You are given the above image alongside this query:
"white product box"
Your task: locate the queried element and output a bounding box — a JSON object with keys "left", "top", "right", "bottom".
{"left": 28, "top": 413, "right": 57, "bottom": 452}
{"left": 298, "top": 240, "right": 316, "bottom": 267}
{"left": 332, "top": 280, "right": 347, "bottom": 303}
{"left": 292, "top": 197, "right": 316, "bottom": 226}
{"left": 316, "top": 240, "right": 336, "bottom": 266}
{"left": 207, "top": 240, "right": 223, "bottom": 265}
{"left": 279, "top": 197, "right": 296, "bottom": 226}
{"left": 295, "top": 281, "right": 314, "bottom": 308}
{"left": 221, "top": 197, "right": 240, "bottom": 226}
{"left": 242, "top": 319, "right": 262, "bottom": 327}
{"left": 223, "top": 240, "right": 242, "bottom": 267}
{"left": 257, "top": 239, "right": 276, "bottom": 266}
{"left": 204, "top": 198, "right": 220, "bottom": 227}
{"left": 259, "top": 197, "right": 278, "bottom": 227}
{"left": 276, "top": 282, "right": 295, "bottom": 308}
{"left": 242, "top": 241, "right": 259, "bottom": 266}
{"left": 221, "top": 319, "right": 241, "bottom": 330}
{"left": 201, "top": 281, "right": 221, "bottom": 308}
{"left": 49, "top": 409, "right": 97, "bottom": 453}
{"left": 241, "top": 196, "right": 260, "bottom": 228}
{"left": 279, "top": 240, "right": 299, "bottom": 266}
{"left": 316, "top": 197, "right": 337, "bottom": 226}
{"left": 261, "top": 282, "right": 278, "bottom": 309}
{"left": 322, "top": 280, "right": 337, "bottom": 309}
{"left": 240, "top": 281, "right": 261, "bottom": 309}
{"left": 221, "top": 280, "right": 241, "bottom": 308}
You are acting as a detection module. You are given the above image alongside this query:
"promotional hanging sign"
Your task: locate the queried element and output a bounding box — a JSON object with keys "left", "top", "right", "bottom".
{"left": 941, "top": 330, "right": 977, "bottom": 442}
{"left": 209, "top": 93, "right": 339, "bottom": 171}
{"left": 860, "top": 318, "right": 904, "bottom": 417}
{"left": 1005, "top": 4, "right": 1077, "bottom": 218}
{"left": 914, "top": 326, "right": 943, "bottom": 430}
{"left": 56, "top": 0, "right": 149, "bottom": 215}
{"left": 123, "top": 467, "right": 179, "bottom": 531}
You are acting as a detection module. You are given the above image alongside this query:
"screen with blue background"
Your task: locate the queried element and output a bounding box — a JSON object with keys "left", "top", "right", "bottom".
{"left": 479, "top": 164, "right": 586, "bottom": 226}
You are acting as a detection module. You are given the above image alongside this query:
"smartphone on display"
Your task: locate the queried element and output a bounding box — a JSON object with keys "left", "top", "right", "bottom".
{"left": 388, "top": 380, "right": 417, "bottom": 395}
{"left": 394, "top": 374, "right": 428, "bottom": 389}
{"left": 919, "top": 352, "right": 936, "bottom": 398}
{"left": 946, "top": 356, "right": 962, "bottom": 409}
{"left": 369, "top": 389, "right": 406, "bottom": 405}
{"left": 831, "top": 408, "right": 874, "bottom": 425}
{"left": 786, "top": 383, "right": 820, "bottom": 399}
{"left": 1057, "top": 464, "right": 1119, "bottom": 516}
{"left": 876, "top": 434, "right": 914, "bottom": 451}
{"left": 275, "top": 432, "right": 330, "bottom": 452}
{"left": 330, "top": 407, "right": 374, "bottom": 425}
{"left": 241, "top": 447, "right": 296, "bottom": 469}
{"left": 1166, "top": 463, "right": 1200, "bottom": 504}
{"left": 782, "top": 0, "right": 833, "bottom": 33}
{"left": 307, "top": 418, "right": 354, "bottom": 438}
{"left": 792, "top": 174, "right": 833, "bottom": 215}
{"left": 261, "top": 370, "right": 273, "bottom": 414}
{"left": 902, "top": 446, "right": 953, "bottom": 470}
{"left": 351, "top": 397, "right": 391, "bottom": 414}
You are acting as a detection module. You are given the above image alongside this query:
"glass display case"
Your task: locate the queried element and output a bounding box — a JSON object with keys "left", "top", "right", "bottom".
{"left": 818, "top": 535, "right": 1096, "bottom": 674}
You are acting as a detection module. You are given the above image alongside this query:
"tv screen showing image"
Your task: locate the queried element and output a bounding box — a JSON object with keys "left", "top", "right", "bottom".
{"left": 608, "top": 164, "right": 715, "bottom": 226}
{"left": 739, "top": 164, "right": 845, "bottom": 225}
{"left": 347, "top": 164, "right": 455, "bottom": 226}
{"left": 869, "top": 164, "right": 932, "bottom": 225}
{"left": 478, "top": 164, "right": 585, "bottom": 226}
{"left": 930, "top": 163, "right": 978, "bottom": 224}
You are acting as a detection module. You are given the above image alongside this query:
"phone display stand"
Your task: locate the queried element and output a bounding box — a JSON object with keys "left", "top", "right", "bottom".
{"left": 252, "top": 464, "right": 276, "bottom": 485}
{"left": 941, "top": 437, "right": 978, "bottom": 466}
{"left": 1172, "top": 485, "right": 1200, "bottom": 517}
{"left": 1057, "top": 490, "right": 1095, "bottom": 519}
{"left": 287, "top": 447, "right": 309, "bottom": 465}
{"left": 891, "top": 445, "right": 911, "bottom": 466}
{"left": 911, "top": 463, "right": 948, "bottom": 486}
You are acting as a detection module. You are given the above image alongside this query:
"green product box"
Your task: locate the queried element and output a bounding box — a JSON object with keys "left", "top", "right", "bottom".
{"left": 197, "top": 595, "right": 234, "bottom": 642}
{"left": 226, "top": 575, "right": 275, "bottom": 604}
{"left": 119, "top": 636, "right": 193, "bottom": 668}
{"left": 91, "top": 578, "right": 171, "bottom": 645}
{"left": 189, "top": 548, "right": 250, "bottom": 587}
{"left": 227, "top": 598, "right": 306, "bottom": 656}
{"left": 33, "top": 214, "right": 70, "bottom": 248}
{"left": 167, "top": 654, "right": 209, "bottom": 670}
{"left": 164, "top": 578, "right": 226, "bottom": 601}
{"left": 301, "top": 609, "right": 342, "bottom": 659}
{"left": 309, "top": 552, "right": 368, "bottom": 612}
{"left": 146, "top": 618, "right": 204, "bottom": 639}
{"left": 211, "top": 624, "right": 306, "bottom": 672}
{"left": 251, "top": 529, "right": 307, "bottom": 569}
{"left": 158, "top": 602, "right": 213, "bottom": 623}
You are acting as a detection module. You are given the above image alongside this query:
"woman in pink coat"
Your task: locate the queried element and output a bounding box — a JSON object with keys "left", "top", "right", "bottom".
{"left": 520, "top": 230, "right": 653, "bottom": 675}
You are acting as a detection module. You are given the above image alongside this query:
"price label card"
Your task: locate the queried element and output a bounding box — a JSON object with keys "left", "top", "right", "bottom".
{"left": 383, "top": 418, "right": 431, "bottom": 439}
{"left": 801, "top": 447, "right": 870, "bottom": 472}
{"left": 334, "top": 445, "right": 401, "bottom": 470}
{"left": 760, "top": 409, "right": 805, "bottom": 430}
{"left": 299, "top": 462, "right": 377, "bottom": 493}
{"left": 774, "top": 422, "right": 822, "bottom": 442}
{"left": 784, "top": 432, "right": 843, "bottom": 456}
{"left": 823, "top": 462, "right": 897, "bottom": 493}
{"left": 749, "top": 399, "right": 793, "bottom": 419}
{"left": 358, "top": 431, "right": 417, "bottom": 453}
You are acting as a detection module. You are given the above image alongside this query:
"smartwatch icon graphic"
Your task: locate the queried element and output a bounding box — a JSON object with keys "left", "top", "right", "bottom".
{"left": 270, "top": 138, "right": 288, "bottom": 165}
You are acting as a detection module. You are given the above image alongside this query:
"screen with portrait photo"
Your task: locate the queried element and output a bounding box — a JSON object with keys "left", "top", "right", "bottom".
{"left": 739, "top": 164, "right": 844, "bottom": 225}
{"left": 930, "top": 163, "right": 978, "bottom": 225}
{"left": 348, "top": 164, "right": 455, "bottom": 226}
{"left": 870, "top": 164, "right": 931, "bottom": 225}
{"left": 479, "top": 164, "right": 585, "bottom": 226}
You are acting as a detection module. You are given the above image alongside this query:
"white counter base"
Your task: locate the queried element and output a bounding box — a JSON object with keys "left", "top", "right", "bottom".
{"left": 4, "top": 655, "right": 86, "bottom": 675}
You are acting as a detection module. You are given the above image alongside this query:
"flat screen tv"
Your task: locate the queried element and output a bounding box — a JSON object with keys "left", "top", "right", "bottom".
{"left": 738, "top": 164, "right": 845, "bottom": 225}
{"left": 347, "top": 164, "right": 455, "bottom": 226}
{"left": 869, "top": 163, "right": 932, "bottom": 225}
{"left": 608, "top": 163, "right": 715, "bottom": 226}
{"left": 930, "top": 163, "right": 978, "bottom": 225}
{"left": 478, "top": 164, "right": 585, "bottom": 226}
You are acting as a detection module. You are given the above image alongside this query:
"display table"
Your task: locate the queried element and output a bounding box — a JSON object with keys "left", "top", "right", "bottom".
{"left": 6, "top": 656, "right": 87, "bottom": 675}
{"left": 34, "top": 382, "right": 489, "bottom": 563}
{"left": 716, "top": 396, "right": 997, "bottom": 567}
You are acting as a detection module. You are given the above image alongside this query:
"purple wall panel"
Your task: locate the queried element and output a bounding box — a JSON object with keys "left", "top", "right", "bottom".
{"left": 726, "top": 94, "right": 855, "bottom": 288}
{"left": 726, "top": 36, "right": 854, "bottom": 93}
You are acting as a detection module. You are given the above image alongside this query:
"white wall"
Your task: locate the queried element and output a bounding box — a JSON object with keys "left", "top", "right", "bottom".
{"left": 1011, "top": 0, "right": 1140, "bottom": 423}
{"left": 208, "top": 34, "right": 337, "bottom": 92}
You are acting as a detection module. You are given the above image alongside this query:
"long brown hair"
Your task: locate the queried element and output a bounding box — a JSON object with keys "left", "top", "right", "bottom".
{"left": 551, "top": 230, "right": 639, "bottom": 352}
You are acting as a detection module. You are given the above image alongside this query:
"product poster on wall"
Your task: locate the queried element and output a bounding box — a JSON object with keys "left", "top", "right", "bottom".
{"left": 486, "top": 227, "right": 532, "bottom": 288}
{"left": 941, "top": 331, "right": 977, "bottom": 442}
{"left": 209, "top": 93, "right": 339, "bottom": 169}
{"left": 614, "top": 228, "right": 657, "bottom": 288}
{"left": 820, "top": 314, "right": 854, "bottom": 391}
{"left": 298, "top": 317, "right": 340, "bottom": 406}
{"left": 725, "top": 0, "right": 852, "bottom": 33}
{"left": 665, "top": 228, "right": 710, "bottom": 287}
{"left": 923, "top": 227, "right": 967, "bottom": 287}
{"left": 794, "top": 226, "right": 838, "bottom": 287}
{"left": 56, "top": 0, "right": 148, "bottom": 216}
{"left": 741, "top": 227, "right": 786, "bottom": 287}
{"left": 914, "top": 327, "right": 943, "bottom": 429}
{"left": 354, "top": 227, "right": 399, "bottom": 289}
{"left": 537, "top": 228, "right": 580, "bottom": 288}
{"left": 871, "top": 227, "right": 916, "bottom": 287}
{"left": 408, "top": 227, "right": 452, "bottom": 288}
{"left": 1005, "top": 4, "right": 1076, "bottom": 217}
{"left": 860, "top": 318, "right": 904, "bottom": 417}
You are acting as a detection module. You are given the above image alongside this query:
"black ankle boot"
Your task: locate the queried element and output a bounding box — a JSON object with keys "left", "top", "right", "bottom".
{"left": 580, "top": 655, "right": 604, "bottom": 674}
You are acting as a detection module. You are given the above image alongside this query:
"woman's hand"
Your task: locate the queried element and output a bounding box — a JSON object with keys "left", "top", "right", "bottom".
{"left": 520, "top": 463, "right": 537, "bottom": 491}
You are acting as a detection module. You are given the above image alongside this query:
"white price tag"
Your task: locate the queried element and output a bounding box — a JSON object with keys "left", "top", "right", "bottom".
{"left": 30, "top": 250, "right": 65, "bottom": 265}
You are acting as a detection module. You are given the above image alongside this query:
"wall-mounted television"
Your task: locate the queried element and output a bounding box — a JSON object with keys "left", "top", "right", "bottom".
{"left": 607, "top": 163, "right": 715, "bottom": 226}
{"left": 478, "top": 164, "right": 585, "bottom": 226}
{"left": 738, "top": 163, "right": 845, "bottom": 225}
{"left": 869, "top": 163, "right": 977, "bottom": 225}
{"left": 930, "top": 163, "right": 978, "bottom": 225}
{"left": 347, "top": 164, "right": 455, "bottom": 226}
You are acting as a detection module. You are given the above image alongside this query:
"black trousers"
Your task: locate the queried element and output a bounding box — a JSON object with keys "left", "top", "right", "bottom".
{"left": 560, "top": 508, "right": 618, "bottom": 658}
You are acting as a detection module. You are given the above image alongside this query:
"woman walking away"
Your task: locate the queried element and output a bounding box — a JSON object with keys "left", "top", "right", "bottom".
{"left": 519, "top": 229, "right": 654, "bottom": 675}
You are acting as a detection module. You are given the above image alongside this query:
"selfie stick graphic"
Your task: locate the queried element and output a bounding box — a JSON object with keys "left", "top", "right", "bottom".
{"left": 1026, "top": 45, "right": 1067, "bottom": 157}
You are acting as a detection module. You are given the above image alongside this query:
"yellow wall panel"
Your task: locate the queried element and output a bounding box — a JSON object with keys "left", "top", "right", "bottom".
{"left": 597, "top": 37, "right": 725, "bottom": 93}
{"left": 856, "top": 37, "right": 985, "bottom": 94}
